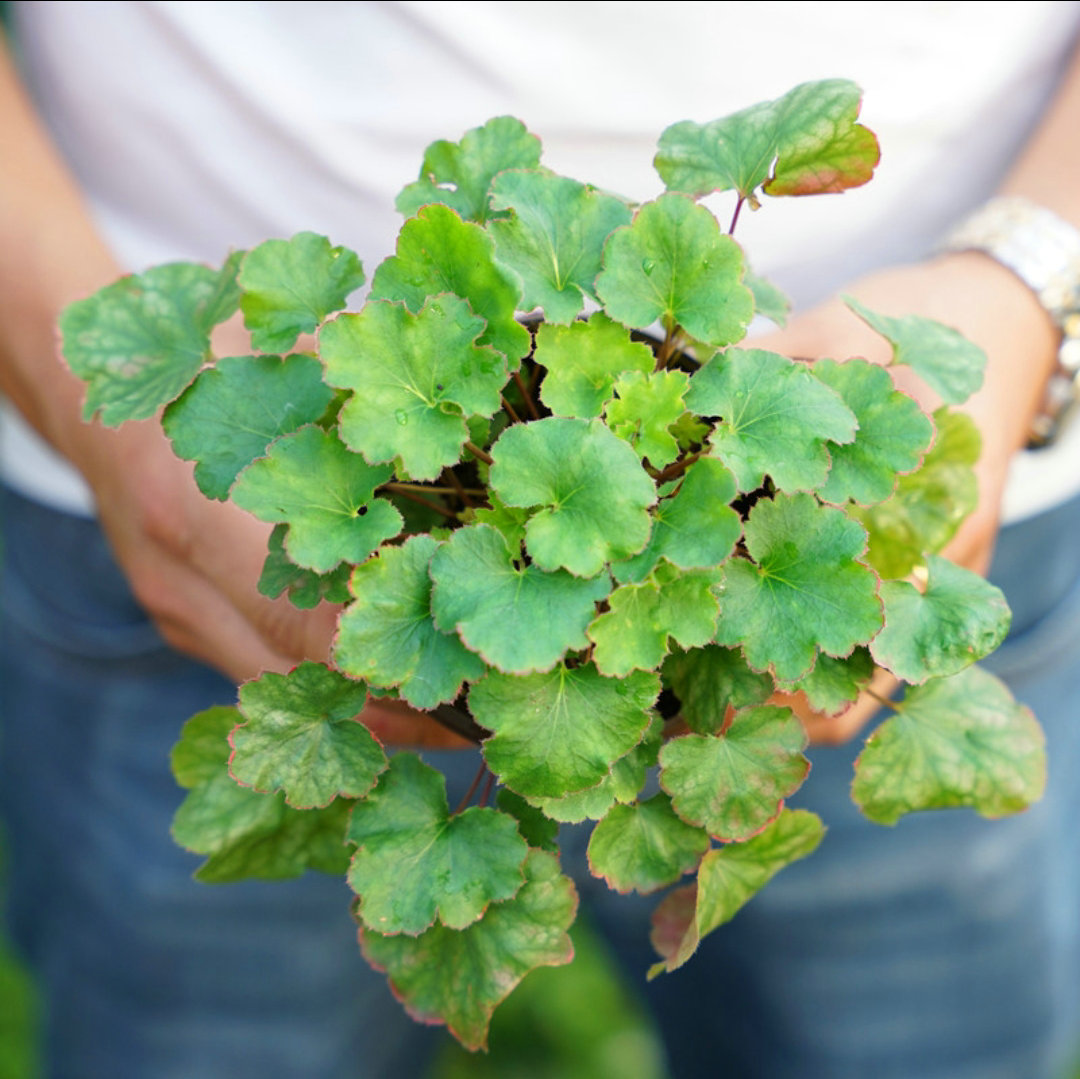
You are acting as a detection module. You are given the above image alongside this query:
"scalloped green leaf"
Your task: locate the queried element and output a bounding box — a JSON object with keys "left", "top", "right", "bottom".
{"left": 61, "top": 258, "right": 241, "bottom": 424}
{"left": 468, "top": 664, "right": 658, "bottom": 798}
{"left": 535, "top": 313, "right": 654, "bottom": 419}
{"left": 715, "top": 493, "right": 882, "bottom": 682}
{"left": 844, "top": 297, "right": 986, "bottom": 405}
{"left": 257, "top": 524, "right": 352, "bottom": 609}
{"left": 430, "top": 524, "right": 611, "bottom": 674}
{"left": 649, "top": 809, "right": 824, "bottom": 976}
{"left": 614, "top": 457, "right": 741, "bottom": 583}
{"left": 588, "top": 793, "right": 709, "bottom": 895}
{"left": 321, "top": 297, "right": 505, "bottom": 480}
{"left": 171, "top": 707, "right": 352, "bottom": 883}
{"left": 780, "top": 647, "right": 874, "bottom": 715}
{"left": 871, "top": 555, "right": 1011, "bottom": 684}
{"left": 686, "top": 349, "right": 856, "bottom": 493}
{"left": 745, "top": 267, "right": 790, "bottom": 327}
{"left": 230, "top": 425, "right": 401, "bottom": 573}
{"left": 231, "top": 662, "right": 385, "bottom": 809}
{"left": 812, "top": 357, "right": 934, "bottom": 506}
{"left": 853, "top": 666, "right": 1045, "bottom": 825}
{"left": 396, "top": 116, "right": 542, "bottom": 224}
{"left": 605, "top": 369, "right": 689, "bottom": 468}
{"left": 659, "top": 707, "right": 809, "bottom": 841}
{"left": 334, "top": 534, "right": 487, "bottom": 709}
{"left": 347, "top": 753, "right": 527, "bottom": 935}
{"left": 595, "top": 193, "right": 753, "bottom": 345}
{"left": 655, "top": 79, "right": 878, "bottom": 200}
{"left": 489, "top": 417, "right": 656, "bottom": 578}
{"left": 496, "top": 790, "right": 560, "bottom": 852}
{"left": 360, "top": 849, "right": 577, "bottom": 1052}
{"left": 162, "top": 353, "right": 336, "bottom": 500}
{"left": 489, "top": 170, "right": 632, "bottom": 323}
{"left": 854, "top": 407, "right": 980, "bottom": 579}
{"left": 369, "top": 203, "right": 529, "bottom": 365}
{"left": 662, "top": 645, "right": 774, "bottom": 736}
{"left": 238, "top": 232, "right": 365, "bottom": 353}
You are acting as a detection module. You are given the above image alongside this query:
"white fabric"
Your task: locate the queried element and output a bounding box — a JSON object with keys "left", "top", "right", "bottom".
{"left": 4, "top": 0, "right": 1080, "bottom": 519}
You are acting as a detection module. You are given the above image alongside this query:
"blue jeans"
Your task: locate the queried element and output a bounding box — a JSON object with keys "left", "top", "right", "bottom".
{"left": 4, "top": 481, "right": 1080, "bottom": 1079}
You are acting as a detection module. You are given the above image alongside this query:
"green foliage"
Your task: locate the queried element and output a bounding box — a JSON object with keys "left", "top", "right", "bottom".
{"left": 63, "top": 82, "right": 1041, "bottom": 1052}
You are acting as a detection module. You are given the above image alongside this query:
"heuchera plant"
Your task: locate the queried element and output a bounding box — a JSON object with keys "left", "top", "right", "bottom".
{"left": 61, "top": 80, "right": 1045, "bottom": 1050}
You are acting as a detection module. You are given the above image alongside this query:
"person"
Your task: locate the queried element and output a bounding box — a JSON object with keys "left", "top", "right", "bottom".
{"left": 2, "top": 3, "right": 1079, "bottom": 1076}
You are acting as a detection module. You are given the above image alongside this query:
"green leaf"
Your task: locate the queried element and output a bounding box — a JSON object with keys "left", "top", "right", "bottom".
{"left": 535, "top": 313, "right": 654, "bottom": 419}
{"left": 812, "top": 357, "right": 934, "bottom": 506}
{"left": 662, "top": 645, "right": 774, "bottom": 735}
{"left": 334, "top": 534, "right": 487, "bottom": 709}
{"left": 360, "top": 849, "right": 577, "bottom": 1051}
{"left": 605, "top": 369, "right": 689, "bottom": 469}
{"left": 171, "top": 707, "right": 352, "bottom": 882}
{"left": 780, "top": 648, "right": 874, "bottom": 715}
{"left": 649, "top": 809, "right": 824, "bottom": 976}
{"left": 745, "top": 267, "right": 790, "bottom": 327}
{"left": 468, "top": 665, "right": 659, "bottom": 798}
{"left": 659, "top": 707, "right": 809, "bottom": 841}
{"left": 489, "top": 170, "right": 632, "bottom": 322}
{"left": 347, "top": 753, "right": 527, "bottom": 934}
{"left": 396, "top": 116, "right": 542, "bottom": 224}
{"left": 596, "top": 193, "right": 753, "bottom": 346}
{"left": 686, "top": 349, "right": 856, "bottom": 493}
{"left": 321, "top": 298, "right": 506, "bottom": 481}
{"left": 871, "top": 555, "right": 1011, "bottom": 684}
{"left": 852, "top": 666, "right": 1046, "bottom": 825}
{"left": 489, "top": 417, "right": 656, "bottom": 578}
{"left": 715, "top": 493, "right": 882, "bottom": 682}
{"left": 257, "top": 524, "right": 352, "bottom": 609}
{"left": 588, "top": 565, "right": 721, "bottom": 677}
{"left": 230, "top": 425, "right": 401, "bottom": 573}
{"left": 844, "top": 297, "right": 986, "bottom": 405}
{"left": 369, "top": 203, "right": 529, "bottom": 365}
{"left": 496, "top": 789, "right": 560, "bottom": 852}
{"left": 655, "top": 79, "right": 878, "bottom": 200}
{"left": 854, "top": 407, "right": 980, "bottom": 579}
{"left": 613, "top": 457, "right": 741, "bottom": 583}
{"left": 430, "top": 525, "right": 611, "bottom": 674}
{"left": 588, "top": 793, "right": 709, "bottom": 895}
{"left": 162, "top": 353, "right": 336, "bottom": 500}
{"left": 238, "top": 232, "right": 365, "bottom": 353}
{"left": 61, "top": 260, "right": 240, "bottom": 424}
{"left": 231, "top": 662, "right": 386, "bottom": 809}
{"left": 471, "top": 495, "right": 530, "bottom": 554}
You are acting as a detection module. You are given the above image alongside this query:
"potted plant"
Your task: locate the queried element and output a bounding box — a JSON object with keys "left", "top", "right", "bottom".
{"left": 60, "top": 79, "right": 1043, "bottom": 1050}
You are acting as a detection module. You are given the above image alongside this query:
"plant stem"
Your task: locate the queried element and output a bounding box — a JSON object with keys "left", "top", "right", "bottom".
{"left": 383, "top": 484, "right": 457, "bottom": 520}
{"left": 512, "top": 370, "right": 542, "bottom": 421}
{"left": 728, "top": 195, "right": 746, "bottom": 235}
{"left": 479, "top": 770, "right": 496, "bottom": 808}
{"left": 442, "top": 468, "right": 475, "bottom": 509}
{"left": 500, "top": 393, "right": 522, "bottom": 424}
{"left": 454, "top": 760, "right": 489, "bottom": 815}
{"left": 464, "top": 440, "right": 494, "bottom": 466}
{"left": 865, "top": 687, "right": 902, "bottom": 713}
{"left": 385, "top": 482, "right": 486, "bottom": 496}
{"left": 654, "top": 450, "right": 702, "bottom": 484}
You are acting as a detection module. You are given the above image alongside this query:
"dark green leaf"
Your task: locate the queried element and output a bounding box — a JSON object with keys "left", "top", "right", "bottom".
{"left": 662, "top": 645, "right": 774, "bottom": 736}
{"left": 496, "top": 789, "right": 560, "bottom": 852}
{"left": 257, "top": 524, "right": 352, "bottom": 609}
{"left": 780, "top": 648, "right": 874, "bottom": 715}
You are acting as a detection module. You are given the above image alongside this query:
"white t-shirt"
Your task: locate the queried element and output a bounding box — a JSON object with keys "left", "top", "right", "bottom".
{"left": 3, "top": 0, "right": 1080, "bottom": 520}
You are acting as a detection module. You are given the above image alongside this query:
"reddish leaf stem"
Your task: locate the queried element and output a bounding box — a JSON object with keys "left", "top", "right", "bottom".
{"left": 512, "top": 370, "right": 542, "bottom": 421}
{"left": 480, "top": 770, "right": 496, "bottom": 808}
{"left": 442, "top": 468, "right": 475, "bottom": 509}
{"left": 728, "top": 195, "right": 746, "bottom": 235}
{"left": 654, "top": 450, "right": 703, "bottom": 485}
{"left": 454, "top": 760, "right": 489, "bottom": 815}
{"left": 464, "top": 440, "right": 494, "bottom": 466}
{"left": 500, "top": 393, "right": 522, "bottom": 424}
{"left": 383, "top": 483, "right": 458, "bottom": 519}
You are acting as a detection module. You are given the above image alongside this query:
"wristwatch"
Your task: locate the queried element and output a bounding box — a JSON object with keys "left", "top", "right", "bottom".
{"left": 942, "top": 196, "right": 1080, "bottom": 446}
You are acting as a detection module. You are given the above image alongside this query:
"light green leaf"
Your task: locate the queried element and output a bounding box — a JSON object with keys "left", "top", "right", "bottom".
{"left": 489, "top": 417, "right": 656, "bottom": 577}
{"left": 257, "top": 524, "right": 352, "bottom": 609}
{"left": 853, "top": 666, "right": 1045, "bottom": 825}
{"left": 605, "top": 369, "right": 689, "bottom": 468}
{"left": 396, "top": 116, "right": 542, "bottom": 224}
{"left": 231, "top": 425, "right": 401, "bottom": 573}
{"left": 231, "top": 662, "right": 385, "bottom": 809}
{"left": 659, "top": 707, "right": 809, "bottom": 841}
{"left": 238, "top": 232, "right": 365, "bottom": 353}
{"left": 471, "top": 495, "right": 530, "bottom": 554}
{"left": 360, "top": 850, "right": 577, "bottom": 1052}
{"left": 780, "top": 648, "right": 874, "bottom": 715}
{"left": 844, "top": 297, "right": 986, "bottom": 405}
{"left": 662, "top": 645, "right": 774, "bottom": 736}
{"left": 536, "top": 313, "right": 654, "bottom": 419}
{"left": 715, "top": 493, "right": 882, "bottom": 682}
{"left": 496, "top": 790, "right": 560, "bottom": 852}
{"left": 812, "top": 357, "right": 934, "bottom": 506}
{"left": 163, "top": 353, "right": 335, "bottom": 500}
{"left": 745, "top": 267, "right": 790, "bottom": 327}
{"left": 347, "top": 753, "right": 527, "bottom": 935}
{"left": 686, "top": 348, "right": 856, "bottom": 493}
{"left": 61, "top": 260, "right": 239, "bottom": 424}
{"left": 649, "top": 809, "right": 824, "bottom": 976}
{"left": 430, "top": 524, "right": 611, "bottom": 674}
{"left": 468, "top": 664, "right": 658, "bottom": 798}
{"left": 321, "top": 297, "right": 506, "bottom": 480}
{"left": 588, "top": 793, "right": 709, "bottom": 894}
{"left": 369, "top": 203, "right": 529, "bottom": 365}
{"left": 596, "top": 193, "right": 753, "bottom": 346}
{"left": 334, "top": 534, "right": 487, "bottom": 709}
{"left": 655, "top": 79, "right": 878, "bottom": 200}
